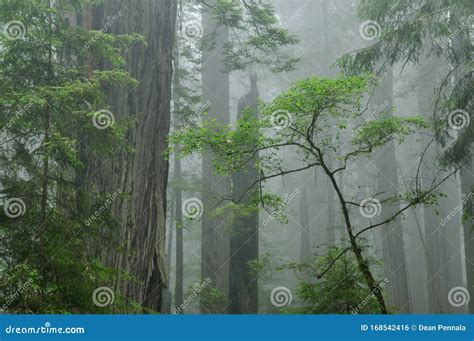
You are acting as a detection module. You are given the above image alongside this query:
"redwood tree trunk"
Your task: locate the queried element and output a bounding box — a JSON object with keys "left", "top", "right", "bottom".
{"left": 174, "top": 151, "right": 184, "bottom": 313}
{"left": 93, "top": 0, "right": 178, "bottom": 313}
{"left": 373, "top": 69, "right": 411, "bottom": 313}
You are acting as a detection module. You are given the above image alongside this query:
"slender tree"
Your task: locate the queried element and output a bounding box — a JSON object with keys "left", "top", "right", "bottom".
{"left": 173, "top": 76, "right": 455, "bottom": 313}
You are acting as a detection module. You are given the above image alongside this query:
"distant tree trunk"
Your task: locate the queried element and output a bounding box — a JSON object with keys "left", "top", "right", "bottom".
{"left": 93, "top": 0, "right": 178, "bottom": 313}
{"left": 171, "top": 32, "right": 184, "bottom": 313}
{"left": 299, "top": 186, "right": 311, "bottom": 262}
{"left": 174, "top": 151, "right": 184, "bottom": 313}
{"left": 373, "top": 68, "right": 411, "bottom": 313}
{"left": 321, "top": 0, "right": 336, "bottom": 248}
{"left": 229, "top": 74, "right": 259, "bottom": 314}
{"left": 417, "top": 58, "right": 465, "bottom": 313}
{"left": 201, "top": 0, "right": 231, "bottom": 313}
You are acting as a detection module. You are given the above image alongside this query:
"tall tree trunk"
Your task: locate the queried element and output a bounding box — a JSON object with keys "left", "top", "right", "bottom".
{"left": 373, "top": 68, "right": 411, "bottom": 313}
{"left": 229, "top": 74, "right": 259, "bottom": 314}
{"left": 93, "top": 0, "right": 178, "bottom": 313}
{"left": 417, "top": 58, "right": 465, "bottom": 313}
{"left": 200, "top": 0, "right": 231, "bottom": 313}
{"left": 174, "top": 151, "right": 184, "bottom": 313}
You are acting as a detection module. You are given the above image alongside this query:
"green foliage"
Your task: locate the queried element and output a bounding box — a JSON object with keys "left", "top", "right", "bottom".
{"left": 199, "top": 286, "right": 231, "bottom": 314}
{"left": 173, "top": 75, "right": 432, "bottom": 315}
{"left": 287, "top": 247, "right": 385, "bottom": 314}
{"left": 336, "top": 0, "right": 473, "bottom": 167}
{"left": 248, "top": 253, "right": 273, "bottom": 284}
{"left": 0, "top": 0, "right": 140, "bottom": 313}
{"left": 171, "top": 76, "right": 427, "bottom": 210}
{"left": 201, "top": 0, "right": 299, "bottom": 72}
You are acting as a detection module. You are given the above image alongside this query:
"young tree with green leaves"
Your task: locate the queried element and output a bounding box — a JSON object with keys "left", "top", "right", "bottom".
{"left": 288, "top": 246, "right": 384, "bottom": 314}
{"left": 172, "top": 75, "right": 457, "bottom": 313}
